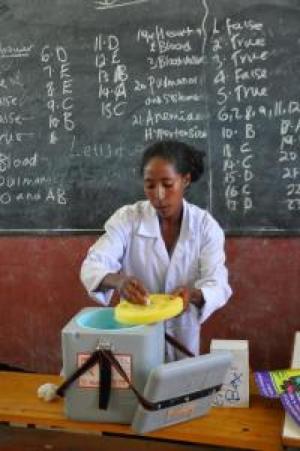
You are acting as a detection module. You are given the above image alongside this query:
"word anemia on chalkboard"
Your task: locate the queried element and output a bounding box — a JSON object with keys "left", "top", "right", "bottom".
{"left": 0, "top": 0, "right": 299, "bottom": 234}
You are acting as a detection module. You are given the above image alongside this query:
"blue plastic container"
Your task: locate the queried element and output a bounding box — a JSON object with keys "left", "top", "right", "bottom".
{"left": 76, "top": 308, "right": 138, "bottom": 330}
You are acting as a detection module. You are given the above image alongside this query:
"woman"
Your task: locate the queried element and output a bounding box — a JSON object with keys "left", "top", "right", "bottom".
{"left": 80, "top": 140, "right": 232, "bottom": 360}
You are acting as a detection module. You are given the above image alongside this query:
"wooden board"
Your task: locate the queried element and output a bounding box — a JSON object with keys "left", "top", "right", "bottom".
{"left": 0, "top": 371, "right": 284, "bottom": 450}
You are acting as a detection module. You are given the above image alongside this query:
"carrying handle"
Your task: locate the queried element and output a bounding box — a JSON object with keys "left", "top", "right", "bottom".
{"left": 164, "top": 332, "right": 195, "bottom": 358}
{"left": 55, "top": 348, "right": 158, "bottom": 410}
{"left": 56, "top": 350, "right": 112, "bottom": 409}
{"left": 56, "top": 332, "right": 195, "bottom": 410}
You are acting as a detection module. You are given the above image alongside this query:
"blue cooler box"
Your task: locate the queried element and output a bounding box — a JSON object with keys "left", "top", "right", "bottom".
{"left": 61, "top": 307, "right": 165, "bottom": 423}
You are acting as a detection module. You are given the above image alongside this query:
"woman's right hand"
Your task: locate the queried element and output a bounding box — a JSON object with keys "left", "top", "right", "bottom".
{"left": 117, "top": 275, "right": 149, "bottom": 305}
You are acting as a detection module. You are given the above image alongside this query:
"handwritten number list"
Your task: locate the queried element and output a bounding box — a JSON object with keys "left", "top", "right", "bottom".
{"left": 0, "top": 0, "right": 299, "bottom": 232}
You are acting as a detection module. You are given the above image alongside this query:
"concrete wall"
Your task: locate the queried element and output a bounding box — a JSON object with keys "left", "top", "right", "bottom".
{"left": 0, "top": 235, "right": 299, "bottom": 373}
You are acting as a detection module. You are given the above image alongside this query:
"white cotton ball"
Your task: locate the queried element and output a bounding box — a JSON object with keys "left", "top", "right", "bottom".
{"left": 37, "top": 383, "right": 59, "bottom": 402}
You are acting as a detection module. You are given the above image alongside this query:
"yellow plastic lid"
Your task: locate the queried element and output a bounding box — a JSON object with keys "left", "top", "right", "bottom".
{"left": 114, "top": 294, "right": 183, "bottom": 325}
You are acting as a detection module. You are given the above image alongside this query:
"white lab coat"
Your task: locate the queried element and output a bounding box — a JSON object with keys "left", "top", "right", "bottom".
{"left": 80, "top": 199, "right": 232, "bottom": 361}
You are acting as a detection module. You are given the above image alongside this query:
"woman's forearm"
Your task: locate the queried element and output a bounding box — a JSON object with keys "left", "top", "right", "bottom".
{"left": 98, "top": 273, "right": 125, "bottom": 291}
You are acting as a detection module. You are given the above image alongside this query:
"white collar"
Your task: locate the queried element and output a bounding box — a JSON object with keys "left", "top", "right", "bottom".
{"left": 136, "top": 199, "right": 195, "bottom": 240}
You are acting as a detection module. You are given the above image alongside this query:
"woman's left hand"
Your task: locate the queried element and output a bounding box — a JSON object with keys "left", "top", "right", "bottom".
{"left": 171, "top": 286, "right": 204, "bottom": 311}
{"left": 171, "top": 286, "right": 191, "bottom": 310}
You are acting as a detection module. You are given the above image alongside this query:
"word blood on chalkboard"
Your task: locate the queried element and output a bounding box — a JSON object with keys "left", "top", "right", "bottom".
{"left": 0, "top": 0, "right": 299, "bottom": 234}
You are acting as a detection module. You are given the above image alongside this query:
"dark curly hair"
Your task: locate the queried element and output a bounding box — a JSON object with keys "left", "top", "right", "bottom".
{"left": 140, "top": 140, "right": 205, "bottom": 183}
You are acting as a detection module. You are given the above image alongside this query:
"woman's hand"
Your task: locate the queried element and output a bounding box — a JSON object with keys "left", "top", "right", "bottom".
{"left": 171, "top": 286, "right": 204, "bottom": 310}
{"left": 117, "top": 275, "right": 149, "bottom": 305}
{"left": 100, "top": 272, "right": 149, "bottom": 305}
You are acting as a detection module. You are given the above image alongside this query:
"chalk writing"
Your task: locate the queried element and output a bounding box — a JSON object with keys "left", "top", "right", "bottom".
{"left": 94, "top": 0, "right": 148, "bottom": 10}
{"left": 0, "top": 0, "right": 299, "bottom": 232}
{"left": 94, "top": 33, "right": 128, "bottom": 120}
{"left": 40, "top": 45, "right": 75, "bottom": 144}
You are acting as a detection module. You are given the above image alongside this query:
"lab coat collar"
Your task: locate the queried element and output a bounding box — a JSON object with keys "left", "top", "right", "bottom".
{"left": 136, "top": 202, "right": 160, "bottom": 237}
{"left": 136, "top": 200, "right": 195, "bottom": 241}
{"left": 180, "top": 199, "right": 196, "bottom": 241}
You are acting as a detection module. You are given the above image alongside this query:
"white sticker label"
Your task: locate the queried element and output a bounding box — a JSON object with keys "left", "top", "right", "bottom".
{"left": 77, "top": 353, "right": 132, "bottom": 389}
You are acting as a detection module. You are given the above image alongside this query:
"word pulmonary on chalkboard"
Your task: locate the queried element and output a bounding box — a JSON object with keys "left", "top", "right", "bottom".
{"left": 0, "top": 0, "right": 299, "bottom": 234}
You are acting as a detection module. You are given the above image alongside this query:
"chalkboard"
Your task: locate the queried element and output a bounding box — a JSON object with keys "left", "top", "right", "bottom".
{"left": 207, "top": 0, "right": 300, "bottom": 233}
{"left": 0, "top": 0, "right": 299, "bottom": 234}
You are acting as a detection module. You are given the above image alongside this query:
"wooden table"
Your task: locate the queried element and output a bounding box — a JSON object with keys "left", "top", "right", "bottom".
{"left": 0, "top": 371, "right": 284, "bottom": 451}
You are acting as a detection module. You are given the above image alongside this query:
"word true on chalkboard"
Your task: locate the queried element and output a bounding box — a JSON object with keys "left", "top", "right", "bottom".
{"left": 0, "top": 0, "right": 299, "bottom": 234}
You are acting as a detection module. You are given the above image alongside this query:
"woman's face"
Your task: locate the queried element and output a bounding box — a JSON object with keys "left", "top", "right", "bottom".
{"left": 143, "top": 157, "right": 191, "bottom": 220}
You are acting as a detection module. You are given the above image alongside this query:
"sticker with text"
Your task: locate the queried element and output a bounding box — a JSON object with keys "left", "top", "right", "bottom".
{"left": 167, "top": 402, "right": 196, "bottom": 419}
{"left": 77, "top": 353, "right": 132, "bottom": 389}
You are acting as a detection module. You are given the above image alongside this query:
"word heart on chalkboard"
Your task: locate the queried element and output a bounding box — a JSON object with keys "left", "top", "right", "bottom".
{"left": 0, "top": 0, "right": 299, "bottom": 234}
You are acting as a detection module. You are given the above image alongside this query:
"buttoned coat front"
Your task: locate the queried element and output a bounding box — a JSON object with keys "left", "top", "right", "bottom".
{"left": 80, "top": 199, "right": 232, "bottom": 360}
